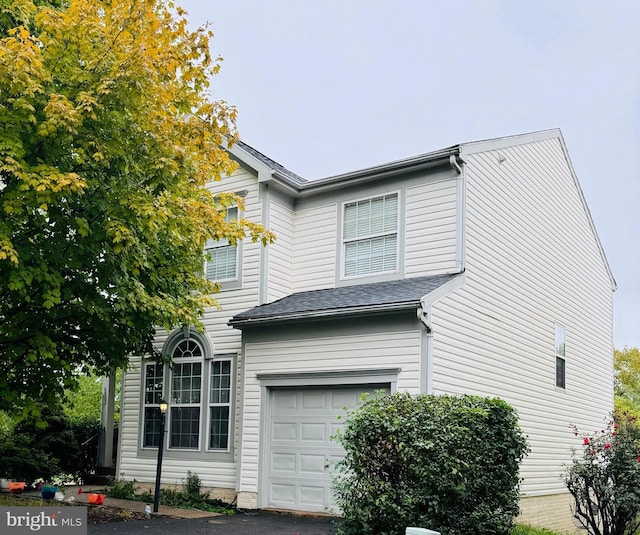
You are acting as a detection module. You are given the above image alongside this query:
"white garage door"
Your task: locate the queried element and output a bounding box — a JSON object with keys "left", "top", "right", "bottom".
{"left": 266, "top": 384, "right": 388, "bottom": 513}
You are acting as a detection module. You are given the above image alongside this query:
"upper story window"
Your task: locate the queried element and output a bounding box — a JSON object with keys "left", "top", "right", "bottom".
{"left": 205, "top": 206, "right": 239, "bottom": 283}
{"left": 555, "top": 323, "right": 566, "bottom": 389}
{"left": 342, "top": 193, "right": 399, "bottom": 278}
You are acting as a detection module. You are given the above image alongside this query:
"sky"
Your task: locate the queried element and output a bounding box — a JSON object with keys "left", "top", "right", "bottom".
{"left": 178, "top": 0, "right": 639, "bottom": 349}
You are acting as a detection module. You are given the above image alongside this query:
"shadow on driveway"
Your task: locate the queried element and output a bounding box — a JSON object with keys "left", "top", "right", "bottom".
{"left": 88, "top": 510, "right": 339, "bottom": 535}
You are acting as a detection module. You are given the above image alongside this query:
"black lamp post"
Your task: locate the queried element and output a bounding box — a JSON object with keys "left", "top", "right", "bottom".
{"left": 153, "top": 400, "right": 169, "bottom": 513}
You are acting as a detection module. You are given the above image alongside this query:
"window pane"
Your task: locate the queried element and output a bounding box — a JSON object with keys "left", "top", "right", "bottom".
{"left": 170, "top": 407, "right": 200, "bottom": 449}
{"left": 209, "top": 406, "right": 230, "bottom": 450}
{"left": 145, "top": 365, "right": 163, "bottom": 404}
{"left": 210, "top": 360, "right": 232, "bottom": 405}
{"left": 206, "top": 245, "right": 237, "bottom": 281}
{"left": 143, "top": 407, "right": 162, "bottom": 448}
{"left": 172, "top": 362, "right": 201, "bottom": 404}
{"left": 343, "top": 194, "right": 398, "bottom": 277}
{"left": 555, "top": 324, "right": 566, "bottom": 357}
{"left": 556, "top": 356, "right": 566, "bottom": 389}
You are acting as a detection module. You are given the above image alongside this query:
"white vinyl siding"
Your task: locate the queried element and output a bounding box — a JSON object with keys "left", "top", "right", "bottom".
{"left": 292, "top": 204, "right": 337, "bottom": 292}
{"left": 267, "top": 201, "right": 294, "bottom": 301}
{"left": 342, "top": 193, "right": 398, "bottom": 278}
{"left": 430, "top": 136, "right": 613, "bottom": 498}
{"left": 238, "top": 330, "right": 421, "bottom": 495}
{"left": 405, "top": 180, "right": 458, "bottom": 276}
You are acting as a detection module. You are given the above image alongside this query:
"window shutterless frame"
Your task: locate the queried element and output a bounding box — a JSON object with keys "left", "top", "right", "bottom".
{"left": 168, "top": 339, "right": 204, "bottom": 450}
{"left": 555, "top": 323, "right": 566, "bottom": 389}
{"left": 206, "top": 358, "right": 234, "bottom": 452}
{"left": 142, "top": 363, "right": 165, "bottom": 448}
{"left": 204, "top": 206, "right": 241, "bottom": 283}
{"left": 340, "top": 191, "right": 400, "bottom": 280}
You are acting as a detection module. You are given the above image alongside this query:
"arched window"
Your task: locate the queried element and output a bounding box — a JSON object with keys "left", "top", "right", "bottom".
{"left": 170, "top": 340, "right": 203, "bottom": 449}
{"left": 142, "top": 331, "right": 234, "bottom": 454}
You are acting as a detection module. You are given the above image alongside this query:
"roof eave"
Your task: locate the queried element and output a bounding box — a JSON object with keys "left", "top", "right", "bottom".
{"left": 228, "top": 301, "right": 419, "bottom": 329}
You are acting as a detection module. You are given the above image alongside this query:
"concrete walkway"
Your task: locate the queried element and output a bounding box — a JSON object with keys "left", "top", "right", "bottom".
{"left": 68, "top": 485, "right": 215, "bottom": 519}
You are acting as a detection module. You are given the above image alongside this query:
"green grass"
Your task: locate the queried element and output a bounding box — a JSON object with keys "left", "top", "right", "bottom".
{"left": 511, "top": 525, "right": 562, "bottom": 535}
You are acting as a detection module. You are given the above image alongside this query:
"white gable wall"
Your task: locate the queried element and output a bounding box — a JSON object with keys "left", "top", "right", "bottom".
{"left": 117, "top": 165, "right": 263, "bottom": 490}
{"left": 430, "top": 136, "right": 614, "bottom": 498}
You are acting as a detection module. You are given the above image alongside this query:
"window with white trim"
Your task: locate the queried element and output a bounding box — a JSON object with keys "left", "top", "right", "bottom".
{"left": 342, "top": 193, "right": 398, "bottom": 278}
{"left": 205, "top": 206, "right": 239, "bottom": 282}
{"left": 555, "top": 324, "right": 566, "bottom": 389}
{"left": 209, "top": 359, "right": 232, "bottom": 450}
{"left": 141, "top": 337, "right": 234, "bottom": 454}
{"left": 142, "top": 363, "right": 164, "bottom": 447}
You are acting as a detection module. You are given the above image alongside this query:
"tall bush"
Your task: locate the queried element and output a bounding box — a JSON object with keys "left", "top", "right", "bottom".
{"left": 333, "top": 393, "right": 529, "bottom": 535}
{"left": 565, "top": 414, "right": 640, "bottom": 535}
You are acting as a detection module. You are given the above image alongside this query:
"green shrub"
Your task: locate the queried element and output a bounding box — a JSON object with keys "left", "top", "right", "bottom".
{"left": 0, "top": 404, "right": 86, "bottom": 483}
{"left": 333, "top": 392, "right": 529, "bottom": 535}
{"left": 107, "top": 478, "right": 137, "bottom": 500}
{"left": 565, "top": 413, "right": 640, "bottom": 535}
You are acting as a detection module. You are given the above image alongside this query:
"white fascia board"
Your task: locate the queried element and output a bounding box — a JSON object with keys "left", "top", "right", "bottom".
{"left": 555, "top": 134, "right": 617, "bottom": 291}
{"left": 459, "top": 128, "right": 562, "bottom": 157}
{"left": 226, "top": 143, "right": 277, "bottom": 183}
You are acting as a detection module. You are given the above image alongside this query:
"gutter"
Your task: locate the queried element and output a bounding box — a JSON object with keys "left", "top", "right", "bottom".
{"left": 229, "top": 301, "right": 421, "bottom": 329}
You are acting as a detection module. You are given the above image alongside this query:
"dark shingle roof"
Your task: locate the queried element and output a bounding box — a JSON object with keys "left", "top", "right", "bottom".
{"left": 229, "top": 273, "right": 459, "bottom": 328}
{"left": 235, "top": 140, "right": 306, "bottom": 184}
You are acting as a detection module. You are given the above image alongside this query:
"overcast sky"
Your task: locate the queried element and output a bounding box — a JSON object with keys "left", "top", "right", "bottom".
{"left": 179, "top": 0, "right": 639, "bottom": 350}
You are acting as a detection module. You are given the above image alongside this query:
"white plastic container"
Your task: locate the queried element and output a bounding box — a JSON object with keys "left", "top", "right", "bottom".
{"left": 406, "top": 528, "right": 441, "bottom": 535}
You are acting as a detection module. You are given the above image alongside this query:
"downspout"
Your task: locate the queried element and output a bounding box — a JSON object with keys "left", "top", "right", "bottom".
{"left": 417, "top": 304, "right": 434, "bottom": 394}
{"left": 259, "top": 182, "right": 271, "bottom": 304}
{"left": 449, "top": 154, "right": 466, "bottom": 273}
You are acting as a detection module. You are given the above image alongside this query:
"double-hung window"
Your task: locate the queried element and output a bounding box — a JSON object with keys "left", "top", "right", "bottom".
{"left": 142, "top": 363, "right": 164, "bottom": 447}
{"left": 209, "top": 360, "right": 232, "bottom": 450}
{"left": 555, "top": 324, "right": 566, "bottom": 389}
{"left": 141, "top": 336, "right": 234, "bottom": 454}
{"left": 342, "top": 193, "right": 399, "bottom": 278}
{"left": 205, "top": 206, "right": 239, "bottom": 282}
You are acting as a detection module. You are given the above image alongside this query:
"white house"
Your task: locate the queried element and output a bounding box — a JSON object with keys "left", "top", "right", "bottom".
{"left": 116, "top": 129, "right": 615, "bottom": 532}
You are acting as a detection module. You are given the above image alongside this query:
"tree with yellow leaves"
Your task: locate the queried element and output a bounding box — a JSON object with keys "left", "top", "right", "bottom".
{"left": 0, "top": 0, "right": 272, "bottom": 415}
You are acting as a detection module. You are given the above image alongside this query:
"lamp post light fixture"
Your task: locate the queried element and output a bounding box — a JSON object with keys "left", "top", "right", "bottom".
{"left": 153, "top": 399, "right": 169, "bottom": 513}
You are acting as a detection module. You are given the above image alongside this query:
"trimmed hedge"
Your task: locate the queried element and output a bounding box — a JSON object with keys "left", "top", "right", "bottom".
{"left": 333, "top": 392, "right": 529, "bottom": 535}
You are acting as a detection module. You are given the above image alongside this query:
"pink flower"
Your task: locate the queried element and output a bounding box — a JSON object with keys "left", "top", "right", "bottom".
{"left": 604, "top": 443, "right": 611, "bottom": 449}
{"left": 583, "top": 437, "right": 590, "bottom": 445}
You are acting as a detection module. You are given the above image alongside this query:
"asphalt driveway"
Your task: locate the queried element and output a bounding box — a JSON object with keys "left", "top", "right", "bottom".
{"left": 88, "top": 510, "right": 339, "bottom": 535}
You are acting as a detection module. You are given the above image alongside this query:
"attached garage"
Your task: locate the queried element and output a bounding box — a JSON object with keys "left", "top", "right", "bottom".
{"left": 264, "top": 385, "right": 389, "bottom": 513}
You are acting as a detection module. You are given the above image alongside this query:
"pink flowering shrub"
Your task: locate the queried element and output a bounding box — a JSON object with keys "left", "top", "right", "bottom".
{"left": 565, "top": 413, "right": 640, "bottom": 535}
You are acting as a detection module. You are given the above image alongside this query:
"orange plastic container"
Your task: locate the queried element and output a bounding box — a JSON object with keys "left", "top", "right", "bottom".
{"left": 87, "top": 493, "right": 105, "bottom": 505}
{"left": 9, "top": 482, "right": 25, "bottom": 494}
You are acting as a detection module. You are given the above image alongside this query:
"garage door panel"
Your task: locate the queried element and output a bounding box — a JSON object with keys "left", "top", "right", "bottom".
{"left": 301, "top": 391, "right": 328, "bottom": 409}
{"left": 271, "top": 452, "right": 296, "bottom": 472}
{"left": 300, "top": 454, "right": 326, "bottom": 474}
{"left": 272, "top": 422, "right": 297, "bottom": 440}
{"left": 266, "top": 384, "right": 389, "bottom": 513}
{"left": 300, "top": 422, "right": 327, "bottom": 441}
{"left": 272, "top": 390, "right": 298, "bottom": 409}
